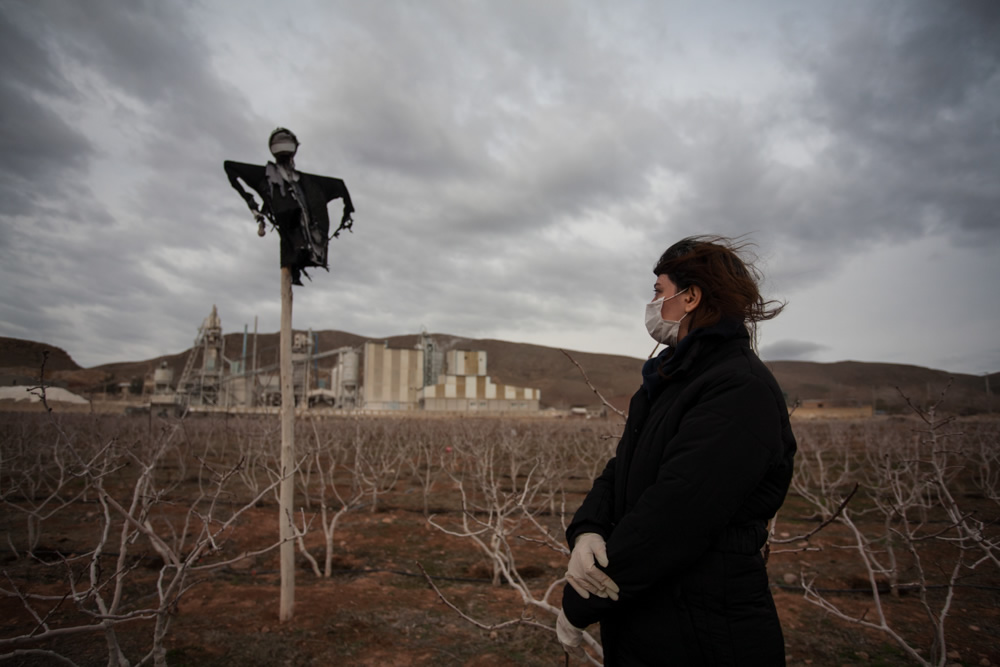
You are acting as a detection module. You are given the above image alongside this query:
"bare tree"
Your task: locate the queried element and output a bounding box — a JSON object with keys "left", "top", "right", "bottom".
{"left": 793, "top": 386, "right": 999, "bottom": 666}
{"left": 293, "top": 420, "right": 367, "bottom": 577}
{"left": 426, "top": 421, "right": 604, "bottom": 664}
{"left": 351, "top": 419, "right": 405, "bottom": 514}
{"left": 1, "top": 415, "right": 291, "bottom": 667}
{"left": 2, "top": 423, "right": 103, "bottom": 557}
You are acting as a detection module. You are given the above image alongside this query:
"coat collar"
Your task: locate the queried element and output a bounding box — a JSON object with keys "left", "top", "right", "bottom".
{"left": 641, "top": 318, "right": 748, "bottom": 398}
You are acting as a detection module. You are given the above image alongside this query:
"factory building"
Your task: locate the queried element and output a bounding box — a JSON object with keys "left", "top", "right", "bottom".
{"left": 162, "top": 307, "right": 540, "bottom": 414}
{"left": 325, "top": 347, "right": 360, "bottom": 409}
{"left": 256, "top": 331, "right": 315, "bottom": 407}
{"left": 361, "top": 341, "right": 425, "bottom": 411}
{"left": 149, "top": 361, "right": 178, "bottom": 414}
{"left": 418, "top": 349, "right": 540, "bottom": 411}
{"left": 166, "top": 306, "right": 311, "bottom": 411}
{"left": 177, "top": 306, "right": 226, "bottom": 406}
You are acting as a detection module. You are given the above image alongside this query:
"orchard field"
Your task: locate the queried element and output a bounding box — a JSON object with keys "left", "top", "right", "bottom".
{"left": 1, "top": 405, "right": 999, "bottom": 666}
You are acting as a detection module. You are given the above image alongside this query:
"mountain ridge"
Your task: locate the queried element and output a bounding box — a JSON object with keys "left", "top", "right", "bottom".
{"left": 1, "top": 334, "right": 995, "bottom": 413}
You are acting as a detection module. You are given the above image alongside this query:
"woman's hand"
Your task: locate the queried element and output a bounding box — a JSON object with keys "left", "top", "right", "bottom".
{"left": 556, "top": 608, "right": 586, "bottom": 658}
{"left": 566, "top": 532, "right": 620, "bottom": 600}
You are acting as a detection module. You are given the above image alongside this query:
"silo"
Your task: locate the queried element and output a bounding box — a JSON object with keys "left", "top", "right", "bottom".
{"left": 153, "top": 362, "right": 174, "bottom": 394}
{"left": 329, "top": 348, "right": 359, "bottom": 408}
{"left": 342, "top": 350, "right": 359, "bottom": 388}
{"left": 150, "top": 361, "right": 179, "bottom": 414}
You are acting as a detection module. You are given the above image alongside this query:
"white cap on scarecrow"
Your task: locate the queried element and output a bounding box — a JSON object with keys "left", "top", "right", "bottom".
{"left": 268, "top": 127, "right": 299, "bottom": 159}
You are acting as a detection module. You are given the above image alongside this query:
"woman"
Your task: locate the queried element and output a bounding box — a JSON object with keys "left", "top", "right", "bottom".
{"left": 557, "top": 236, "right": 796, "bottom": 665}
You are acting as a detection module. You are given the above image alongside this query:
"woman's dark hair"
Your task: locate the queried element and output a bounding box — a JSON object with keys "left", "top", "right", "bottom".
{"left": 654, "top": 235, "right": 785, "bottom": 347}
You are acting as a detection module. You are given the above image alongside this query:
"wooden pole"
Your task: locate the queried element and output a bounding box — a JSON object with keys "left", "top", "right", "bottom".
{"left": 252, "top": 316, "right": 258, "bottom": 406}
{"left": 278, "top": 266, "right": 295, "bottom": 621}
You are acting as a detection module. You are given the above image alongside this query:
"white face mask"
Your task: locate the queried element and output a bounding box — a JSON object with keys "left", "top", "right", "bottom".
{"left": 645, "top": 288, "right": 688, "bottom": 346}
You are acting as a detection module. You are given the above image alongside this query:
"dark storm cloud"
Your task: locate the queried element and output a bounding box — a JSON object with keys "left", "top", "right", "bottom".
{"left": 0, "top": 5, "right": 72, "bottom": 97}
{"left": 283, "top": 3, "right": 785, "bottom": 353}
{"left": 788, "top": 0, "right": 1000, "bottom": 244}
{"left": 759, "top": 339, "right": 829, "bottom": 361}
{"left": 651, "top": 0, "right": 1000, "bottom": 309}
{"left": 0, "top": 0, "right": 996, "bottom": 373}
{"left": 0, "top": 5, "right": 94, "bottom": 216}
{"left": 301, "top": 2, "right": 674, "bottom": 243}
{"left": 803, "top": 2, "right": 999, "bottom": 134}
{"left": 0, "top": 0, "right": 268, "bottom": 364}
{"left": 10, "top": 0, "right": 259, "bottom": 215}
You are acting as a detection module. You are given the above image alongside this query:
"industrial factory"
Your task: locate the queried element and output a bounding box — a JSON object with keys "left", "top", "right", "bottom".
{"left": 150, "top": 306, "right": 541, "bottom": 414}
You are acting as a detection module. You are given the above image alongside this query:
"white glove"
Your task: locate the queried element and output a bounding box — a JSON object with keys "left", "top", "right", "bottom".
{"left": 556, "top": 608, "right": 585, "bottom": 658}
{"left": 566, "top": 532, "right": 619, "bottom": 601}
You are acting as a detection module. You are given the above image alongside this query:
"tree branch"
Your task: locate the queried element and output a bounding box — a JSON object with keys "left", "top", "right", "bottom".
{"left": 560, "top": 349, "right": 626, "bottom": 420}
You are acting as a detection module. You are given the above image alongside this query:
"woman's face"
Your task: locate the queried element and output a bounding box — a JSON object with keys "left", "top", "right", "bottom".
{"left": 653, "top": 274, "right": 686, "bottom": 321}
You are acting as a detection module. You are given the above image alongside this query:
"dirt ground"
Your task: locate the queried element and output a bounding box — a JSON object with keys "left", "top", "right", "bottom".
{"left": 2, "top": 413, "right": 999, "bottom": 666}
{"left": 4, "top": 499, "right": 998, "bottom": 667}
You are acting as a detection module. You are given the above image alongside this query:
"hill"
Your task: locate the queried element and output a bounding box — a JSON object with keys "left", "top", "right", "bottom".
{"left": 1, "top": 334, "right": 996, "bottom": 414}
{"left": 766, "top": 360, "right": 994, "bottom": 415}
{"left": 0, "top": 337, "right": 81, "bottom": 373}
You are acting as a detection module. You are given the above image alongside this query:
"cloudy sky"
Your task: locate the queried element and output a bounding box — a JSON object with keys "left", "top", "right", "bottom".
{"left": 1, "top": 0, "right": 997, "bottom": 376}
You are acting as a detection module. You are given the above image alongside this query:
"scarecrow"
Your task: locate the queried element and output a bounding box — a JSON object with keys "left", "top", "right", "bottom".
{"left": 224, "top": 128, "right": 354, "bottom": 285}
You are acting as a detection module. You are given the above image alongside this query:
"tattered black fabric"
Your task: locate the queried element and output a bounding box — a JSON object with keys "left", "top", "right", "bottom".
{"left": 224, "top": 160, "right": 354, "bottom": 285}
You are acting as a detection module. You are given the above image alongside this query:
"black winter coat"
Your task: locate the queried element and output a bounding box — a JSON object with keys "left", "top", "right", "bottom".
{"left": 562, "top": 321, "right": 796, "bottom": 666}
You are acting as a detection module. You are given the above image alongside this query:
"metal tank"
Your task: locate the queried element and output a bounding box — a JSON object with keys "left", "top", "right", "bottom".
{"left": 153, "top": 362, "right": 174, "bottom": 394}
{"left": 341, "top": 350, "right": 359, "bottom": 387}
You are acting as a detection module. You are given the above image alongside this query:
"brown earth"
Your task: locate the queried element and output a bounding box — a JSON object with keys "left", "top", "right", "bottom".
{"left": 4, "top": 501, "right": 998, "bottom": 667}
{"left": 2, "top": 412, "right": 999, "bottom": 666}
